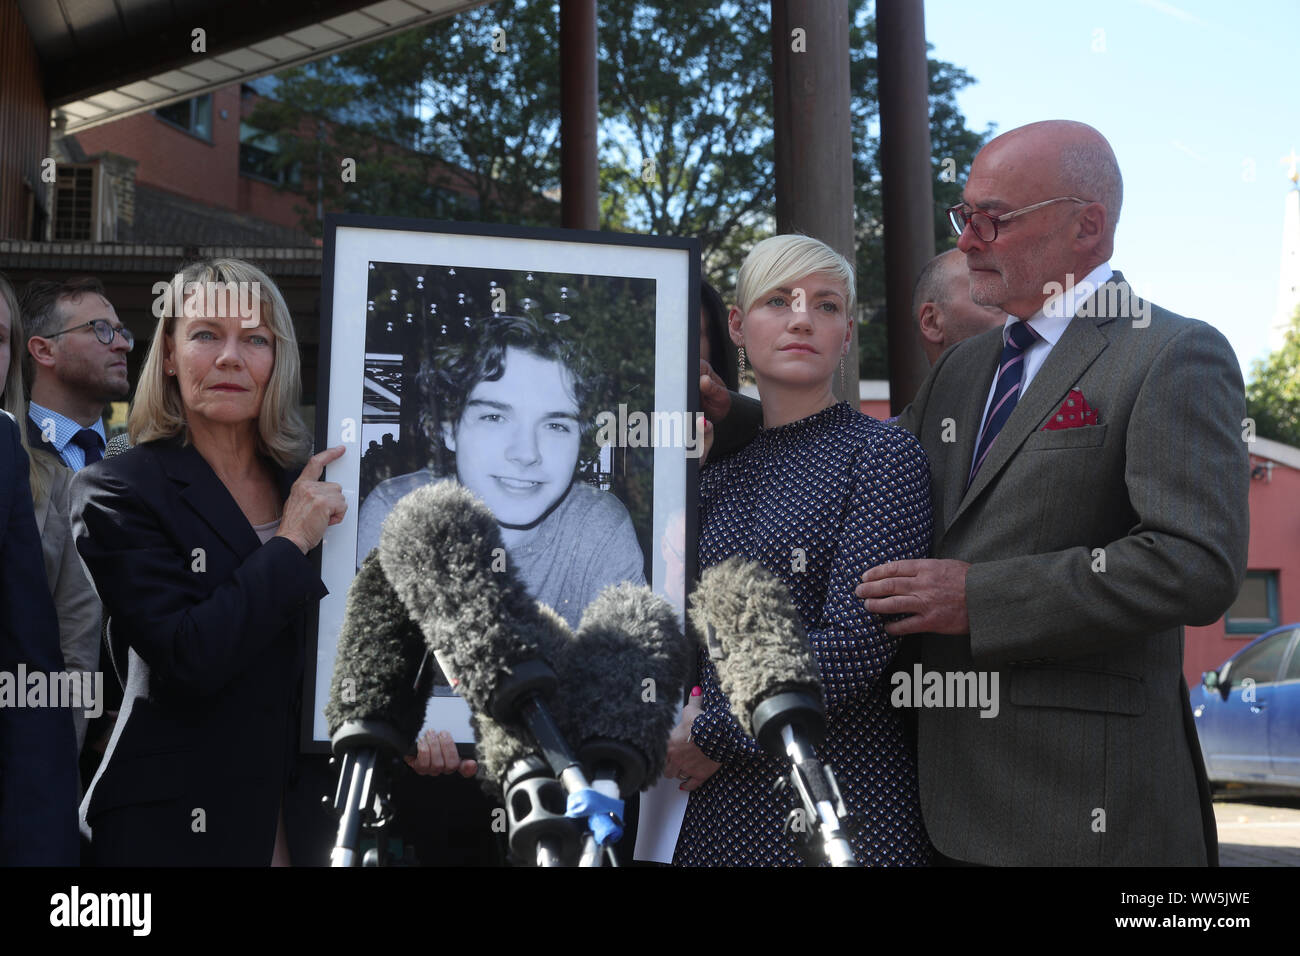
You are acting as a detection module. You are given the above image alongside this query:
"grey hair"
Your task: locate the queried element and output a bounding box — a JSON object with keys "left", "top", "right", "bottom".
{"left": 912, "top": 249, "right": 962, "bottom": 320}
{"left": 1060, "top": 139, "right": 1123, "bottom": 241}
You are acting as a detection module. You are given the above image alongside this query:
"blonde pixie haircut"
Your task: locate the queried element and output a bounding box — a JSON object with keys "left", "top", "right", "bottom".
{"left": 130, "top": 257, "right": 312, "bottom": 467}
{"left": 735, "top": 233, "right": 857, "bottom": 318}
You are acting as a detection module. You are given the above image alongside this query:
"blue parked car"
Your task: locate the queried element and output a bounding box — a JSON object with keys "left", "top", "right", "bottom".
{"left": 1192, "top": 623, "right": 1300, "bottom": 791}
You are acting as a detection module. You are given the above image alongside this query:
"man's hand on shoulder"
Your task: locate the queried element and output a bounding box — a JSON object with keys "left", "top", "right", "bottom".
{"left": 855, "top": 559, "right": 972, "bottom": 636}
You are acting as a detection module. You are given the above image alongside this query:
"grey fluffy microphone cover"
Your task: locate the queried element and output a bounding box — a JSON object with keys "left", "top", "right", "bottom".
{"left": 377, "top": 479, "right": 550, "bottom": 717}
{"left": 558, "top": 583, "right": 691, "bottom": 786}
{"left": 688, "top": 557, "right": 823, "bottom": 737}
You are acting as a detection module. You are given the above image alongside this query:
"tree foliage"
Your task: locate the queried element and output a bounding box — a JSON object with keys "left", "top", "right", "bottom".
{"left": 247, "top": 0, "right": 988, "bottom": 377}
{"left": 595, "top": 0, "right": 774, "bottom": 280}
{"left": 247, "top": 1, "right": 562, "bottom": 227}
{"left": 1246, "top": 310, "right": 1300, "bottom": 447}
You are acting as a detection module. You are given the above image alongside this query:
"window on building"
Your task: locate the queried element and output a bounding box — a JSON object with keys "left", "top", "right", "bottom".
{"left": 52, "top": 165, "right": 95, "bottom": 240}
{"left": 239, "top": 123, "right": 300, "bottom": 187}
{"left": 1225, "top": 570, "right": 1280, "bottom": 635}
{"left": 155, "top": 95, "right": 213, "bottom": 140}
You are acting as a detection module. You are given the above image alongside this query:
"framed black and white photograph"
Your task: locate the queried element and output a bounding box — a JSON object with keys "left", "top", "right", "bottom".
{"left": 305, "top": 215, "right": 699, "bottom": 748}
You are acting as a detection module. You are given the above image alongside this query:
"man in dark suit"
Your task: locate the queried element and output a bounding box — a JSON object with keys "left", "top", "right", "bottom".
{"left": 855, "top": 120, "right": 1247, "bottom": 865}
{"left": 23, "top": 277, "right": 127, "bottom": 777}
{"left": 0, "top": 412, "right": 80, "bottom": 864}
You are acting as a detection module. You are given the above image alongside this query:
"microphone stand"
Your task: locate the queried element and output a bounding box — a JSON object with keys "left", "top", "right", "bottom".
{"left": 502, "top": 756, "right": 583, "bottom": 867}
{"left": 328, "top": 720, "right": 407, "bottom": 867}
{"left": 753, "top": 691, "right": 861, "bottom": 867}
{"left": 577, "top": 738, "right": 644, "bottom": 867}
{"left": 493, "top": 660, "right": 613, "bottom": 867}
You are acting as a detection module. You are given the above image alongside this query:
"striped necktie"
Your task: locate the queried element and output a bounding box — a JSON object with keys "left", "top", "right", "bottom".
{"left": 968, "top": 320, "right": 1039, "bottom": 487}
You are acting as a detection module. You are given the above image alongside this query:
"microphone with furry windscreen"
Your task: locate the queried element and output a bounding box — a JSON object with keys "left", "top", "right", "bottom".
{"left": 379, "top": 480, "right": 606, "bottom": 866}
{"left": 690, "top": 557, "right": 861, "bottom": 867}
{"left": 325, "top": 551, "right": 435, "bottom": 866}
{"left": 557, "top": 583, "right": 692, "bottom": 863}
{"left": 563, "top": 584, "right": 691, "bottom": 793}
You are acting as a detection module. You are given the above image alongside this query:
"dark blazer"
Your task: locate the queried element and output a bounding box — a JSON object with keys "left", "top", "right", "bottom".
{"left": 71, "top": 436, "right": 327, "bottom": 866}
{"left": 895, "top": 274, "right": 1246, "bottom": 865}
{"left": 0, "top": 413, "right": 80, "bottom": 864}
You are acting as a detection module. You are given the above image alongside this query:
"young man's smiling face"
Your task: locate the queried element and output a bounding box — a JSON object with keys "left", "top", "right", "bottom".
{"left": 442, "top": 347, "right": 582, "bottom": 527}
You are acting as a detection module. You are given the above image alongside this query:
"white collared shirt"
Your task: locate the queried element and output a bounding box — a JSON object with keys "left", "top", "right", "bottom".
{"left": 972, "top": 262, "right": 1113, "bottom": 471}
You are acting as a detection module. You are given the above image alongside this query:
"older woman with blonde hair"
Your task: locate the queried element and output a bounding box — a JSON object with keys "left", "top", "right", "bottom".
{"left": 664, "top": 234, "right": 934, "bottom": 866}
{"left": 72, "top": 257, "right": 346, "bottom": 866}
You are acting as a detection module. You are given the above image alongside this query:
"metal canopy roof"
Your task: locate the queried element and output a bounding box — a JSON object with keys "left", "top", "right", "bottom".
{"left": 19, "top": 0, "right": 491, "bottom": 134}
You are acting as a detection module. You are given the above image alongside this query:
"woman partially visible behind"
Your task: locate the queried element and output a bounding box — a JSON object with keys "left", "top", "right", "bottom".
{"left": 0, "top": 272, "right": 79, "bottom": 863}
{"left": 699, "top": 280, "right": 738, "bottom": 391}
{"left": 0, "top": 273, "right": 100, "bottom": 756}
{"left": 666, "top": 235, "right": 933, "bottom": 866}
{"left": 71, "top": 258, "right": 346, "bottom": 865}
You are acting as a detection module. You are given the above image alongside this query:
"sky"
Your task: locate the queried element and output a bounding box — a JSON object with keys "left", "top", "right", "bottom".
{"left": 923, "top": 0, "right": 1300, "bottom": 377}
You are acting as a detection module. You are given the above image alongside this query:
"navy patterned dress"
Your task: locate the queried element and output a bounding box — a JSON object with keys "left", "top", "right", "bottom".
{"left": 674, "top": 402, "right": 933, "bottom": 866}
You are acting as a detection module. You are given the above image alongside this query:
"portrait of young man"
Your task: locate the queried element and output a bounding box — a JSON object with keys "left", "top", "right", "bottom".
{"left": 356, "top": 308, "right": 646, "bottom": 633}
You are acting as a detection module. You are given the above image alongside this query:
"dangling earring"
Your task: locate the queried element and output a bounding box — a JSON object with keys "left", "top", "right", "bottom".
{"left": 738, "top": 345, "right": 746, "bottom": 380}
{"left": 839, "top": 351, "right": 846, "bottom": 385}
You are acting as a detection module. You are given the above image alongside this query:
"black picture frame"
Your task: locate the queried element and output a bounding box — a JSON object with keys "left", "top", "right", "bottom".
{"left": 302, "top": 214, "right": 700, "bottom": 751}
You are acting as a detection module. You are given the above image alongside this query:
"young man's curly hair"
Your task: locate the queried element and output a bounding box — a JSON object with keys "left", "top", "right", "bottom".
{"left": 417, "top": 313, "right": 606, "bottom": 469}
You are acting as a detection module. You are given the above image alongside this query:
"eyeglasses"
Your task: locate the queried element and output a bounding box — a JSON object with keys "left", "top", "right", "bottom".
{"left": 946, "top": 196, "right": 1088, "bottom": 242}
{"left": 45, "top": 319, "right": 135, "bottom": 351}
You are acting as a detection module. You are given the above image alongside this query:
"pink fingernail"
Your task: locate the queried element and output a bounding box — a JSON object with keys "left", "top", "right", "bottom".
{"left": 690, "top": 686, "right": 702, "bottom": 697}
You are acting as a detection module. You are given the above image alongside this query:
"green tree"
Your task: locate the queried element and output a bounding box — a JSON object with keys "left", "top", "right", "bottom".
{"left": 247, "top": 1, "right": 562, "bottom": 230}
{"left": 1246, "top": 310, "right": 1300, "bottom": 447}
{"left": 248, "top": 0, "right": 988, "bottom": 381}
{"left": 596, "top": 0, "right": 774, "bottom": 277}
{"left": 596, "top": 2, "right": 988, "bottom": 378}
{"left": 848, "top": 14, "right": 990, "bottom": 378}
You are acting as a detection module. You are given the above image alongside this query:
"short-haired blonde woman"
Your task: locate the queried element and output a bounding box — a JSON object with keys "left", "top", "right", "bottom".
{"left": 72, "top": 258, "right": 346, "bottom": 866}
{"left": 664, "top": 235, "right": 934, "bottom": 865}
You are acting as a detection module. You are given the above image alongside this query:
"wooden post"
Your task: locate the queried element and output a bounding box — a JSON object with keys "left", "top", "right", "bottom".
{"left": 877, "top": 0, "right": 935, "bottom": 413}
{"left": 559, "top": 0, "right": 598, "bottom": 231}
{"left": 771, "top": 0, "right": 858, "bottom": 403}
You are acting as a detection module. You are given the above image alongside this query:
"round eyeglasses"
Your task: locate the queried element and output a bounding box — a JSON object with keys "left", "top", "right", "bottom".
{"left": 947, "top": 196, "right": 1088, "bottom": 242}
{"left": 45, "top": 318, "right": 135, "bottom": 351}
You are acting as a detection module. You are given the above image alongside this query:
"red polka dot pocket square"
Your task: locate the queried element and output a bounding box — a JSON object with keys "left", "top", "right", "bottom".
{"left": 1042, "top": 388, "right": 1099, "bottom": 430}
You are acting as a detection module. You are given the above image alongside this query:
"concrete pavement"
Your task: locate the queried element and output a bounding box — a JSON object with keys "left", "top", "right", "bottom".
{"left": 1213, "top": 793, "right": 1300, "bottom": 866}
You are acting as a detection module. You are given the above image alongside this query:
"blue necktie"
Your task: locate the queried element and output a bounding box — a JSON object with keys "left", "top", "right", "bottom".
{"left": 71, "top": 428, "right": 104, "bottom": 465}
{"left": 969, "top": 321, "right": 1039, "bottom": 486}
